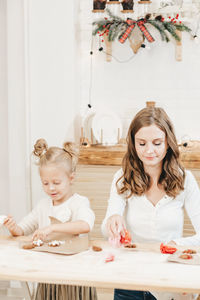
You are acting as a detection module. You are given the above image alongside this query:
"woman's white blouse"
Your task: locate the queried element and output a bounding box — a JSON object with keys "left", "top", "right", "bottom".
{"left": 101, "top": 169, "right": 200, "bottom": 246}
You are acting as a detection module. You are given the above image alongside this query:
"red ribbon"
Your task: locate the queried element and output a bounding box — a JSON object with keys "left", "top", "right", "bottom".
{"left": 119, "top": 18, "right": 155, "bottom": 44}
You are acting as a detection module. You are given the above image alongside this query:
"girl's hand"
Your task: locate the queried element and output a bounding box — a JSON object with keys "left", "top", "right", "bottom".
{"left": 106, "top": 214, "right": 126, "bottom": 239}
{"left": 3, "top": 215, "right": 24, "bottom": 236}
{"left": 32, "top": 226, "right": 53, "bottom": 241}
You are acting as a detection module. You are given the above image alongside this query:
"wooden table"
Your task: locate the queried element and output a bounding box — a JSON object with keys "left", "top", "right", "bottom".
{"left": 1, "top": 236, "right": 200, "bottom": 294}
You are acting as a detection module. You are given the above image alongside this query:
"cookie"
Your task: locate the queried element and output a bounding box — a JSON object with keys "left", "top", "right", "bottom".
{"left": 22, "top": 243, "right": 36, "bottom": 250}
{"left": 124, "top": 243, "right": 136, "bottom": 248}
{"left": 92, "top": 245, "right": 102, "bottom": 252}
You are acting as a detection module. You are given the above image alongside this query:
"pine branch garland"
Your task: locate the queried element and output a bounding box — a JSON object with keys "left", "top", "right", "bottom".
{"left": 147, "top": 20, "right": 170, "bottom": 42}
{"left": 174, "top": 24, "right": 191, "bottom": 32}
{"left": 163, "top": 21, "right": 181, "bottom": 41}
{"left": 92, "top": 9, "right": 192, "bottom": 45}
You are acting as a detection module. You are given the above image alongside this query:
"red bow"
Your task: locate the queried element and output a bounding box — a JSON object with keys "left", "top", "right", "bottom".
{"left": 119, "top": 18, "right": 155, "bottom": 44}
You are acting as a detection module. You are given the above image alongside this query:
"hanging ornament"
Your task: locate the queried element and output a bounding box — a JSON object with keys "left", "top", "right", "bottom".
{"left": 128, "top": 26, "right": 145, "bottom": 53}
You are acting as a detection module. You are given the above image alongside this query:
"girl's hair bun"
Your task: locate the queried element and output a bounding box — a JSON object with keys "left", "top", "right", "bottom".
{"left": 33, "top": 139, "right": 48, "bottom": 157}
{"left": 63, "top": 142, "right": 79, "bottom": 171}
{"left": 63, "top": 142, "right": 79, "bottom": 158}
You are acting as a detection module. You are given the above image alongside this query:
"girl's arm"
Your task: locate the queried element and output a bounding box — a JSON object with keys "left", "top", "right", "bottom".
{"left": 173, "top": 171, "right": 200, "bottom": 246}
{"left": 32, "top": 220, "right": 90, "bottom": 241}
{"left": 4, "top": 216, "right": 24, "bottom": 236}
{"left": 16, "top": 202, "right": 40, "bottom": 236}
{"left": 52, "top": 220, "right": 90, "bottom": 234}
{"left": 32, "top": 196, "right": 95, "bottom": 241}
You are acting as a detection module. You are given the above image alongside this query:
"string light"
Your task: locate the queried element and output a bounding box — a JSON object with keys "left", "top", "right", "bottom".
{"left": 192, "top": 15, "right": 200, "bottom": 44}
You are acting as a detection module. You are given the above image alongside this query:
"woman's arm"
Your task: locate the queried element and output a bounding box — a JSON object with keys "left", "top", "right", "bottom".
{"left": 174, "top": 171, "right": 200, "bottom": 246}
{"left": 101, "top": 169, "right": 127, "bottom": 238}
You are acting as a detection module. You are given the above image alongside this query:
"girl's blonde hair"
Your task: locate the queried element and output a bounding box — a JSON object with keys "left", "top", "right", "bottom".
{"left": 33, "top": 139, "right": 79, "bottom": 173}
{"left": 117, "top": 107, "right": 185, "bottom": 198}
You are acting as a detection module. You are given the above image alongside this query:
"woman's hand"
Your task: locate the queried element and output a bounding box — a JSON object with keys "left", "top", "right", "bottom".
{"left": 3, "top": 215, "right": 24, "bottom": 236}
{"left": 106, "top": 214, "right": 126, "bottom": 239}
{"left": 32, "top": 225, "right": 53, "bottom": 241}
{"left": 167, "top": 240, "right": 177, "bottom": 246}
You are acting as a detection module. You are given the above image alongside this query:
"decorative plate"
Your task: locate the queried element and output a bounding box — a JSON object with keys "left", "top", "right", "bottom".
{"left": 92, "top": 111, "right": 122, "bottom": 145}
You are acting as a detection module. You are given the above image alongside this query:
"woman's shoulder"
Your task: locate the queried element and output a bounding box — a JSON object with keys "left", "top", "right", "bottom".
{"left": 184, "top": 169, "right": 198, "bottom": 187}
{"left": 113, "top": 168, "right": 124, "bottom": 180}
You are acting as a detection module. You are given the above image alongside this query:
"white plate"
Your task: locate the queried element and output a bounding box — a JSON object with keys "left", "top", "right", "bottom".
{"left": 92, "top": 111, "right": 122, "bottom": 145}
{"left": 82, "top": 111, "right": 96, "bottom": 143}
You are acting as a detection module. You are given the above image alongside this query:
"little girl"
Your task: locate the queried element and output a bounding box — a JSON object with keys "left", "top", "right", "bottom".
{"left": 4, "top": 138, "right": 97, "bottom": 300}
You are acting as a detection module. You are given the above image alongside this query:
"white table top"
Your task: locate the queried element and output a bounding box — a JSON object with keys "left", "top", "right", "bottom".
{"left": 0, "top": 236, "right": 200, "bottom": 293}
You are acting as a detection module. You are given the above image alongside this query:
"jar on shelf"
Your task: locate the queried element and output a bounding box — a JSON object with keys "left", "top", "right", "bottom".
{"left": 146, "top": 101, "right": 156, "bottom": 108}
{"left": 121, "top": 0, "right": 134, "bottom": 11}
{"left": 93, "top": 0, "right": 107, "bottom": 11}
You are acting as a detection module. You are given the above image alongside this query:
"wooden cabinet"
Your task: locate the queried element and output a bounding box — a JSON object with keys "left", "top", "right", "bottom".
{"left": 74, "top": 147, "right": 200, "bottom": 240}
{"left": 74, "top": 165, "right": 119, "bottom": 240}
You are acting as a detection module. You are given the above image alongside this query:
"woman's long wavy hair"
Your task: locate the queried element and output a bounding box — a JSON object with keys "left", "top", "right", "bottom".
{"left": 117, "top": 107, "right": 185, "bottom": 198}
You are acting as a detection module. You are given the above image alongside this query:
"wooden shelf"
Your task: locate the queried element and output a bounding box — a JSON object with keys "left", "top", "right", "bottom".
{"left": 121, "top": 10, "right": 134, "bottom": 13}
{"left": 180, "top": 151, "right": 200, "bottom": 169}
{"left": 107, "top": 1, "right": 121, "bottom": 4}
{"left": 79, "top": 145, "right": 126, "bottom": 166}
{"left": 92, "top": 9, "right": 105, "bottom": 12}
{"left": 138, "top": 1, "right": 152, "bottom": 3}
{"left": 79, "top": 145, "right": 200, "bottom": 169}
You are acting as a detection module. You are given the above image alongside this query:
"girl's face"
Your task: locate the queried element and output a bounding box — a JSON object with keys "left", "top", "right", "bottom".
{"left": 135, "top": 124, "right": 168, "bottom": 170}
{"left": 40, "top": 164, "right": 74, "bottom": 205}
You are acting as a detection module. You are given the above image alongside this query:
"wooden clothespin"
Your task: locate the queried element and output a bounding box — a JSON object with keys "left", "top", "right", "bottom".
{"left": 104, "top": 35, "right": 112, "bottom": 62}
{"left": 175, "top": 30, "right": 182, "bottom": 61}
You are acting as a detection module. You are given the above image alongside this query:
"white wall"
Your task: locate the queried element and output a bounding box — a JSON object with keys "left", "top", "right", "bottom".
{"left": 1, "top": 0, "right": 200, "bottom": 220}
{"left": 1, "top": 0, "right": 81, "bottom": 218}
{"left": 79, "top": 1, "right": 200, "bottom": 142}
{"left": 0, "top": 0, "right": 9, "bottom": 214}
{"left": 6, "top": 0, "right": 30, "bottom": 219}
{"left": 28, "top": 0, "right": 81, "bottom": 207}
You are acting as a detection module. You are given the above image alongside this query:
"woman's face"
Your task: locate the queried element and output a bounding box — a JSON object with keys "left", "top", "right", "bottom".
{"left": 135, "top": 124, "right": 168, "bottom": 169}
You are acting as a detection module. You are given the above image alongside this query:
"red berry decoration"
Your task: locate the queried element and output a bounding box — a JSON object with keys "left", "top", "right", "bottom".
{"left": 160, "top": 243, "right": 177, "bottom": 254}
{"left": 120, "top": 230, "right": 132, "bottom": 245}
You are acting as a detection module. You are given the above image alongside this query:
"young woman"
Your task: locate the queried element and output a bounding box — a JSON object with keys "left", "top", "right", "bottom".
{"left": 102, "top": 107, "right": 200, "bottom": 300}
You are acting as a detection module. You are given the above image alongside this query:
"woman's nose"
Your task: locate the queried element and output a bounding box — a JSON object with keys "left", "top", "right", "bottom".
{"left": 146, "top": 143, "right": 153, "bottom": 153}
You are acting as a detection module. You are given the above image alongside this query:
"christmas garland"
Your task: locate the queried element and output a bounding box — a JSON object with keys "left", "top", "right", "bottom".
{"left": 92, "top": 9, "right": 191, "bottom": 44}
